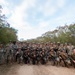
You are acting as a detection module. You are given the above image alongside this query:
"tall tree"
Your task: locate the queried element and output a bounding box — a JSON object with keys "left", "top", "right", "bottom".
{"left": 0, "top": 5, "right": 18, "bottom": 44}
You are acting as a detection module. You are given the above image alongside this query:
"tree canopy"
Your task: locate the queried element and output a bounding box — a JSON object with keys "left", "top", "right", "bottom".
{"left": 0, "top": 5, "right": 18, "bottom": 44}
{"left": 26, "top": 24, "right": 75, "bottom": 45}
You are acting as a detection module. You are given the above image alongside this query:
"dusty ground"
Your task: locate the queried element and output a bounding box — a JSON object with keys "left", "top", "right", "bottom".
{"left": 0, "top": 64, "right": 75, "bottom": 75}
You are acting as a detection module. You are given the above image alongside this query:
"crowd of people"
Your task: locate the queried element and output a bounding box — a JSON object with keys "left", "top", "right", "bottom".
{"left": 0, "top": 41, "right": 75, "bottom": 68}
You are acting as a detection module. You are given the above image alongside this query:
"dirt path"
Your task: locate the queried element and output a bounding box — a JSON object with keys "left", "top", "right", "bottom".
{"left": 6, "top": 64, "right": 75, "bottom": 75}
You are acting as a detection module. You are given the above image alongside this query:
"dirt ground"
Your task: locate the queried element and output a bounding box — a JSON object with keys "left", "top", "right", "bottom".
{"left": 0, "top": 64, "right": 75, "bottom": 75}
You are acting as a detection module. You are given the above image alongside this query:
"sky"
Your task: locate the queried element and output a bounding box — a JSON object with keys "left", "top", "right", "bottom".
{"left": 0, "top": 0, "right": 75, "bottom": 40}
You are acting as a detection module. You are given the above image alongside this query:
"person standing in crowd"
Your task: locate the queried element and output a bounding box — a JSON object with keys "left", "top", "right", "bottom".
{"left": 0, "top": 44, "right": 5, "bottom": 64}
{"left": 0, "top": 44, "right": 3, "bottom": 64}
{"left": 67, "top": 43, "right": 74, "bottom": 56}
{"left": 12, "top": 41, "right": 18, "bottom": 62}
{"left": 70, "top": 48, "right": 75, "bottom": 68}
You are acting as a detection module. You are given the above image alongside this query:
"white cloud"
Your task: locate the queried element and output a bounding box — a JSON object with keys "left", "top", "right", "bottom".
{"left": 0, "top": 0, "right": 11, "bottom": 16}
{"left": 57, "top": 0, "right": 65, "bottom": 8}
{"left": 1, "top": 0, "right": 75, "bottom": 40}
{"left": 9, "top": 0, "right": 36, "bottom": 27}
{"left": 37, "top": 0, "right": 66, "bottom": 17}
{"left": 39, "top": 21, "right": 49, "bottom": 28}
{"left": 17, "top": 22, "right": 49, "bottom": 40}
{"left": 7, "top": 0, "right": 67, "bottom": 40}
{"left": 2, "top": 7, "right": 10, "bottom": 15}
{"left": 7, "top": 0, "right": 36, "bottom": 40}
{"left": 0, "top": 0, "right": 8, "bottom": 5}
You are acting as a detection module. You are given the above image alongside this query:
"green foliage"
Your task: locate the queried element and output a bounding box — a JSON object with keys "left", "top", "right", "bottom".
{"left": 26, "top": 24, "right": 75, "bottom": 45}
{"left": 0, "top": 5, "right": 17, "bottom": 44}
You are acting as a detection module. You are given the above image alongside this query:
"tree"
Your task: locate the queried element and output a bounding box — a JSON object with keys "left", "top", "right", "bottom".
{"left": 26, "top": 24, "right": 75, "bottom": 45}
{"left": 0, "top": 5, "right": 18, "bottom": 44}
